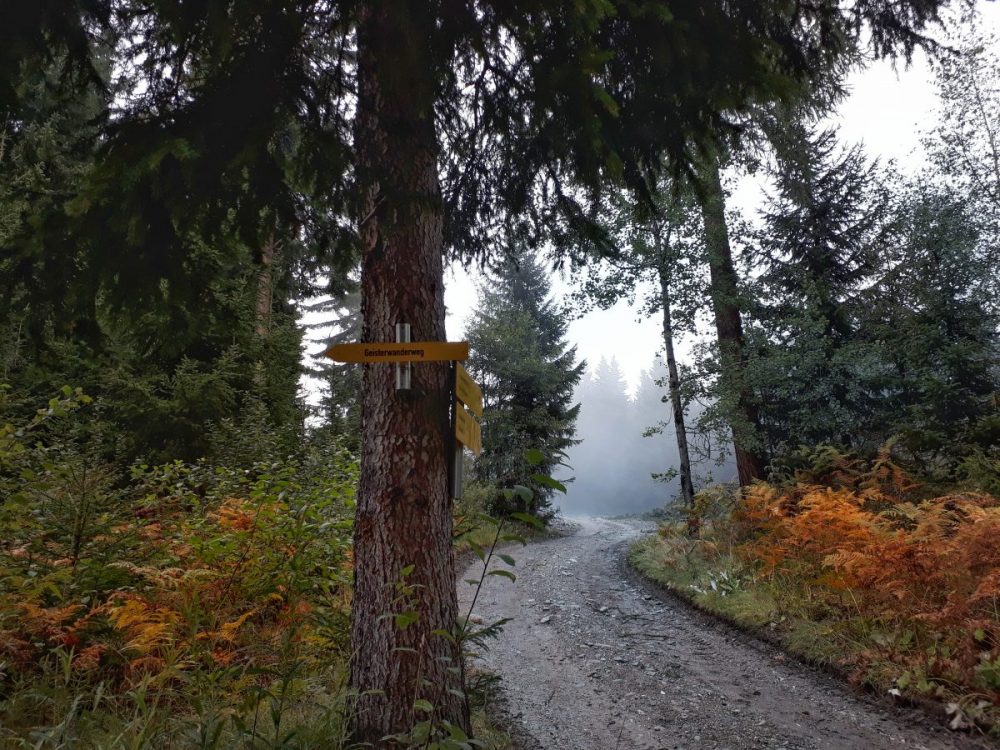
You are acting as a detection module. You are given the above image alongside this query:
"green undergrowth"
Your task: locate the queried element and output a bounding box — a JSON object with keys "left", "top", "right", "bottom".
{"left": 453, "top": 479, "right": 555, "bottom": 560}
{"left": 454, "top": 515, "right": 551, "bottom": 560}
{"left": 467, "top": 671, "right": 513, "bottom": 750}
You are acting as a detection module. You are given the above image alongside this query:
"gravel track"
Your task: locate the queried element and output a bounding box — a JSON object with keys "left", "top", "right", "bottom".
{"left": 459, "top": 516, "right": 996, "bottom": 750}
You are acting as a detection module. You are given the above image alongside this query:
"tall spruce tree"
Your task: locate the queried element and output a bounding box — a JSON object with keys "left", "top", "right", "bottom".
{"left": 466, "top": 250, "right": 584, "bottom": 517}
{"left": 860, "top": 183, "right": 999, "bottom": 467}
{"left": 748, "top": 126, "right": 891, "bottom": 454}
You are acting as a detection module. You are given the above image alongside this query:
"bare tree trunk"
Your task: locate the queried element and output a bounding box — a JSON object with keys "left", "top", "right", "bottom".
{"left": 255, "top": 232, "right": 277, "bottom": 339}
{"left": 350, "top": 2, "right": 467, "bottom": 743}
{"left": 657, "top": 264, "right": 696, "bottom": 529}
{"left": 698, "top": 154, "right": 767, "bottom": 486}
{"left": 252, "top": 232, "right": 278, "bottom": 392}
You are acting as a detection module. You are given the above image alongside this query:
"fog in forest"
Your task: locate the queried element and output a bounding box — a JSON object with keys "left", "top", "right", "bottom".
{"left": 555, "top": 356, "right": 737, "bottom": 518}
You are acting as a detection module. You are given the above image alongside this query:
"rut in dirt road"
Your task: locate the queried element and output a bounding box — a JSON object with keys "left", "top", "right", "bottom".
{"left": 460, "top": 517, "right": 996, "bottom": 750}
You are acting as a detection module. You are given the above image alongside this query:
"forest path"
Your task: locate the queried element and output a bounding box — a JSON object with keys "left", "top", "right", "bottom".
{"left": 459, "top": 516, "right": 994, "bottom": 750}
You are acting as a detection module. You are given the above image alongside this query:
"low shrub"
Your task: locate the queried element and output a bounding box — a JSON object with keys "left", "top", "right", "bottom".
{"left": 0, "top": 389, "right": 358, "bottom": 748}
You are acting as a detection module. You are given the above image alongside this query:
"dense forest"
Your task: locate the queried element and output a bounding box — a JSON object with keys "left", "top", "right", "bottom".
{"left": 1, "top": 1, "right": 998, "bottom": 747}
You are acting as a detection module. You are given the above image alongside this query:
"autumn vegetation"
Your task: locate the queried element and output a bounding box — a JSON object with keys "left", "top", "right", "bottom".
{"left": 0, "top": 386, "right": 521, "bottom": 747}
{"left": 631, "top": 447, "right": 1000, "bottom": 733}
{"left": 0, "top": 388, "right": 359, "bottom": 747}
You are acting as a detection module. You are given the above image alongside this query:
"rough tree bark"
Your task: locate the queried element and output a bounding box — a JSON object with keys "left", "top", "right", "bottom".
{"left": 698, "top": 154, "right": 767, "bottom": 486}
{"left": 255, "top": 232, "right": 277, "bottom": 339}
{"left": 252, "top": 232, "right": 278, "bottom": 391}
{"left": 350, "top": 2, "right": 467, "bottom": 743}
{"left": 656, "top": 262, "right": 695, "bottom": 522}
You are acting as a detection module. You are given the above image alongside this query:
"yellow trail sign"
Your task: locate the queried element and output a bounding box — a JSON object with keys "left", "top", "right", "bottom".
{"left": 455, "top": 406, "right": 482, "bottom": 455}
{"left": 454, "top": 364, "right": 483, "bottom": 417}
{"left": 325, "top": 341, "right": 469, "bottom": 363}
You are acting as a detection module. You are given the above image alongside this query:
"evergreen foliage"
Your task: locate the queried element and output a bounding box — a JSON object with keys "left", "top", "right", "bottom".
{"left": 303, "top": 286, "right": 362, "bottom": 454}
{"left": 0, "top": 61, "right": 312, "bottom": 465}
{"left": 737, "top": 120, "right": 998, "bottom": 475}
{"left": 746, "top": 126, "right": 892, "bottom": 453}
{"left": 2, "top": 0, "right": 957, "bottom": 294}
{"left": 466, "top": 251, "right": 584, "bottom": 517}
{"left": 860, "top": 184, "right": 999, "bottom": 472}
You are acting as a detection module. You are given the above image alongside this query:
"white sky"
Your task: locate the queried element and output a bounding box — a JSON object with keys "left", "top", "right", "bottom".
{"left": 305, "top": 3, "right": 1000, "bottom": 402}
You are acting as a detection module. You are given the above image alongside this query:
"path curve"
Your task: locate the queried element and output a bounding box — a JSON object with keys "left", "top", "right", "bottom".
{"left": 459, "top": 517, "right": 995, "bottom": 750}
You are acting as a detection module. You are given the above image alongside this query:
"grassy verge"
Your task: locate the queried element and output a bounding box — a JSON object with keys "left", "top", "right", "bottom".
{"left": 629, "top": 534, "right": 846, "bottom": 668}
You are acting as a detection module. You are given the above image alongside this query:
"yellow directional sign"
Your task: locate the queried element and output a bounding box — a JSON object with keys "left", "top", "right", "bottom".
{"left": 325, "top": 341, "right": 469, "bottom": 363}
{"left": 454, "top": 364, "right": 483, "bottom": 417}
{"left": 455, "top": 406, "right": 482, "bottom": 455}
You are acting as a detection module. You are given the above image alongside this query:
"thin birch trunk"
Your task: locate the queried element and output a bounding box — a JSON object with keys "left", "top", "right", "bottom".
{"left": 657, "top": 263, "right": 695, "bottom": 526}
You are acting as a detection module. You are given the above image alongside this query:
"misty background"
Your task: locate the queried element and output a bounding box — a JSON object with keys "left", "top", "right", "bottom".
{"left": 554, "top": 356, "right": 736, "bottom": 517}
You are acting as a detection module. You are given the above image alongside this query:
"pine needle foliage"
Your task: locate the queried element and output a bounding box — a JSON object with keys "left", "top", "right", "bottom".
{"left": 466, "top": 250, "right": 584, "bottom": 518}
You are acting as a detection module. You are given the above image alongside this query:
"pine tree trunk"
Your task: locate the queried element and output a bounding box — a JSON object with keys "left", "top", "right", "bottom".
{"left": 698, "top": 154, "right": 767, "bottom": 486}
{"left": 252, "top": 233, "right": 277, "bottom": 391}
{"left": 350, "top": 3, "right": 467, "bottom": 743}
{"left": 255, "top": 233, "right": 276, "bottom": 339}
{"left": 657, "top": 264, "right": 696, "bottom": 526}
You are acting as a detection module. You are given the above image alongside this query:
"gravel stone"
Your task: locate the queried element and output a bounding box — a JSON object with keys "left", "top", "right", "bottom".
{"left": 459, "top": 517, "right": 996, "bottom": 750}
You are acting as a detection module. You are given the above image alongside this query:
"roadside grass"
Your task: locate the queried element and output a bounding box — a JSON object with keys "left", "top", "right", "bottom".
{"left": 628, "top": 451, "right": 1000, "bottom": 736}
{"left": 470, "top": 710, "right": 513, "bottom": 750}
{"left": 468, "top": 669, "right": 515, "bottom": 750}
{"left": 629, "top": 536, "right": 845, "bottom": 669}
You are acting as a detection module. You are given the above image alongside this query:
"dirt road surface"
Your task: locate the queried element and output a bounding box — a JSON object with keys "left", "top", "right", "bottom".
{"left": 459, "top": 517, "right": 995, "bottom": 750}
